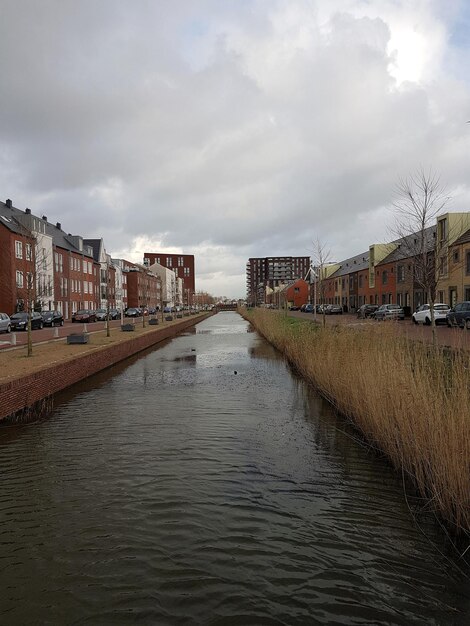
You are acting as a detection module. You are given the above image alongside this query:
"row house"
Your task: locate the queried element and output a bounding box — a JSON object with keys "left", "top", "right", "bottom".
{"left": 435, "top": 213, "right": 470, "bottom": 306}
{"left": 443, "top": 228, "right": 470, "bottom": 303}
{"left": 315, "top": 211, "right": 470, "bottom": 314}
{"left": 124, "top": 261, "right": 161, "bottom": 310}
{"left": 111, "top": 259, "right": 128, "bottom": 312}
{"left": 84, "top": 239, "right": 117, "bottom": 310}
{"left": 47, "top": 231, "right": 99, "bottom": 319}
{"left": 0, "top": 200, "right": 36, "bottom": 313}
{"left": 0, "top": 199, "right": 102, "bottom": 319}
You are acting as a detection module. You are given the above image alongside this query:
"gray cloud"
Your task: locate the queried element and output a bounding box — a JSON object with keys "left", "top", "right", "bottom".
{"left": 1, "top": 0, "right": 469, "bottom": 297}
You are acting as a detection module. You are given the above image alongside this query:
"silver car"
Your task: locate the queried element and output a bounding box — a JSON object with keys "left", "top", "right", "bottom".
{"left": 0, "top": 312, "right": 11, "bottom": 333}
{"left": 375, "top": 304, "right": 405, "bottom": 321}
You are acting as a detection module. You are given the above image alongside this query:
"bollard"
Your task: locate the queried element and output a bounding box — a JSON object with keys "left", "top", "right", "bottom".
{"left": 10, "top": 332, "right": 16, "bottom": 346}
{"left": 83, "top": 323, "right": 88, "bottom": 333}
{"left": 53, "top": 326, "right": 59, "bottom": 338}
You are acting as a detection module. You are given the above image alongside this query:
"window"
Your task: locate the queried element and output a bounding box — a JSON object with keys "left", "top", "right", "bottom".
{"left": 397, "top": 265, "right": 405, "bottom": 282}
{"left": 184, "top": 267, "right": 190, "bottom": 277}
{"left": 438, "top": 218, "right": 447, "bottom": 242}
{"left": 70, "top": 257, "right": 73, "bottom": 270}
{"left": 439, "top": 254, "right": 448, "bottom": 277}
{"left": 382, "top": 270, "right": 388, "bottom": 285}
{"left": 466, "top": 251, "right": 470, "bottom": 275}
{"left": 453, "top": 250, "right": 460, "bottom": 263}
{"left": 16, "top": 271, "right": 24, "bottom": 288}
{"left": 358, "top": 274, "right": 363, "bottom": 288}
{"left": 178, "top": 257, "right": 184, "bottom": 267}
{"left": 15, "top": 241, "right": 23, "bottom": 259}
{"left": 88, "top": 262, "right": 92, "bottom": 274}
{"left": 25, "top": 243, "right": 32, "bottom": 261}
{"left": 166, "top": 257, "right": 172, "bottom": 267}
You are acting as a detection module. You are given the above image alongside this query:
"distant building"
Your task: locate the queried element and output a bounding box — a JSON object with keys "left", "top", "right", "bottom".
{"left": 246, "top": 256, "right": 310, "bottom": 305}
{"left": 148, "top": 262, "right": 180, "bottom": 308}
{"left": 143, "top": 253, "right": 195, "bottom": 298}
{"left": 124, "top": 260, "right": 161, "bottom": 310}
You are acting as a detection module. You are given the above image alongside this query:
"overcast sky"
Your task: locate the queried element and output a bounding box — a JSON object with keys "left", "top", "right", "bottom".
{"left": 1, "top": 1, "right": 469, "bottom": 298}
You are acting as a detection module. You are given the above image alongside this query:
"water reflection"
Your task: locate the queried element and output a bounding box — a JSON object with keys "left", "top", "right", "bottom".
{"left": 0, "top": 312, "right": 468, "bottom": 625}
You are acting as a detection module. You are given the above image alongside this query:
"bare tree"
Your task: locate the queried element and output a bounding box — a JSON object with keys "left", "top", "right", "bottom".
{"left": 16, "top": 233, "right": 53, "bottom": 357}
{"left": 311, "top": 237, "right": 334, "bottom": 327}
{"left": 392, "top": 168, "right": 449, "bottom": 345}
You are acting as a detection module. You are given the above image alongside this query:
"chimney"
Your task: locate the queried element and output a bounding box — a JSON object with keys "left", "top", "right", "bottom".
{"left": 56, "top": 222, "right": 61, "bottom": 229}
{"left": 25, "top": 208, "right": 31, "bottom": 214}
{"left": 5, "top": 199, "right": 12, "bottom": 208}
{"left": 42, "top": 215, "right": 48, "bottom": 221}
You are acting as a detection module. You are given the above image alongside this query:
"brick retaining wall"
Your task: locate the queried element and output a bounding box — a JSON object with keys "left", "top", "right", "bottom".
{"left": 0, "top": 313, "right": 212, "bottom": 423}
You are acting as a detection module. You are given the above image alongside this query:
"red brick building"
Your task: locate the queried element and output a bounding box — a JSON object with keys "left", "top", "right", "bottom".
{"left": 144, "top": 252, "right": 195, "bottom": 294}
{"left": 125, "top": 261, "right": 161, "bottom": 310}
{"left": 1, "top": 200, "right": 101, "bottom": 320}
{"left": 0, "top": 200, "right": 36, "bottom": 313}
{"left": 284, "top": 279, "right": 309, "bottom": 308}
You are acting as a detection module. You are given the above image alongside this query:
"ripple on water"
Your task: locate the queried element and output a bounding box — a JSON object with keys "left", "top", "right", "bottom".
{"left": 0, "top": 313, "right": 468, "bottom": 625}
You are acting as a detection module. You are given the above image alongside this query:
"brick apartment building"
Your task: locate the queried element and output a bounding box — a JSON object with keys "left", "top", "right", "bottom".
{"left": 125, "top": 261, "right": 161, "bottom": 310}
{"left": 0, "top": 200, "right": 36, "bottom": 313}
{"left": 0, "top": 199, "right": 100, "bottom": 319}
{"left": 143, "top": 253, "right": 195, "bottom": 296}
{"left": 246, "top": 256, "right": 310, "bottom": 305}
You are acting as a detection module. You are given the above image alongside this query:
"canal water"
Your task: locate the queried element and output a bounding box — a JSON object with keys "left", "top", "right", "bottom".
{"left": 0, "top": 312, "right": 468, "bottom": 625}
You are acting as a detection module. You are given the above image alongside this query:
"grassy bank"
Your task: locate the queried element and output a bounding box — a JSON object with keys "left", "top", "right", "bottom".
{"left": 242, "top": 308, "right": 470, "bottom": 534}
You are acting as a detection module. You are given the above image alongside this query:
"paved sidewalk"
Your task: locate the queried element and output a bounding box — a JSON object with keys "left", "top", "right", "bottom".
{"left": 287, "top": 310, "right": 470, "bottom": 350}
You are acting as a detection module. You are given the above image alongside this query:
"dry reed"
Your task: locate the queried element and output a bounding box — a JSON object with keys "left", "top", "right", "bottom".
{"left": 244, "top": 308, "right": 470, "bottom": 533}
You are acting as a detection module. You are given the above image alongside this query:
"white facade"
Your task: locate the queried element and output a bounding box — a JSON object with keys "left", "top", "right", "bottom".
{"left": 149, "top": 262, "right": 177, "bottom": 307}
{"left": 176, "top": 277, "right": 183, "bottom": 307}
{"left": 111, "top": 259, "right": 126, "bottom": 312}
{"left": 15, "top": 212, "right": 55, "bottom": 311}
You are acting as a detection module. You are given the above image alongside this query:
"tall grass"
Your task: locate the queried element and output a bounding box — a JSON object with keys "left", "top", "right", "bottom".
{"left": 243, "top": 308, "right": 470, "bottom": 533}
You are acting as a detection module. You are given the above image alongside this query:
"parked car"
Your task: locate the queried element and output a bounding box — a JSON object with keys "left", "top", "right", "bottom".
{"left": 0, "top": 312, "right": 11, "bottom": 333}
{"left": 94, "top": 308, "right": 108, "bottom": 321}
{"left": 41, "top": 310, "right": 64, "bottom": 327}
{"left": 10, "top": 311, "right": 44, "bottom": 330}
{"left": 357, "top": 304, "right": 379, "bottom": 319}
{"left": 374, "top": 304, "right": 405, "bottom": 321}
{"left": 125, "top": 307, "right": 140, "bottom": 317}
{"left": 412, "top": 303, "right": 450, "bottom": 326}
{"left": 316, "top": 304, "right": 328, "bottom": 314}
{"left": 72, "top": 309, "right": 96, "bottom": 323}
{"left": 108, "top": 309, "right": 120, "bottom": 320}
{"left": 289, "top": 305, "right": 300, "bottom": 311}
{"left": 304, "top": 304, "right": 314, "bottom": 313}
{"left": 325, "top": 304, "right": 343, "bottom": 315}
{"left": 446, "top": 301, "right": 470, "bottom": 329}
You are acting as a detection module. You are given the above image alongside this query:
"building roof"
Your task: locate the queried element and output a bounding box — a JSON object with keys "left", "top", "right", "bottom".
{"left": 453, "top": 228, "right": 470, "bottom": 246}
{"left": 83, "top": 239, "right": 102, "bottom": 262}
{"left": 0, "top": 200, "right": 33, "bottom": 236}
{"left": 329, "top": 251, "right": 369, "bottom": 278}
{"left": 1, "top": 198, "right": 94, "bottom": 258}
{"left": 379, "top": 226, "right": 436, "bottom": 265}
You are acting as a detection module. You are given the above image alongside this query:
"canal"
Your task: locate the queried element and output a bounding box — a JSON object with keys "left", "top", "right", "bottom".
{"left": 0, "top": 312, "right": 468, "bottom": 625}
